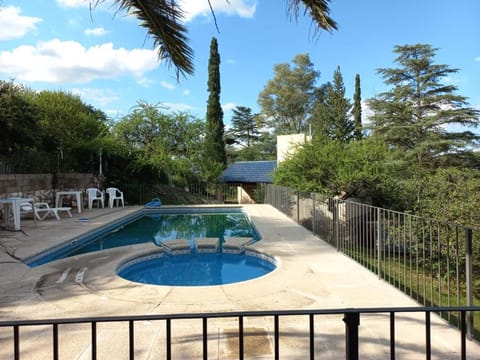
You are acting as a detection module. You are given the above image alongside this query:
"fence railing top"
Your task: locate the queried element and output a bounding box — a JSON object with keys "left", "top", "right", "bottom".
{"left": 1, "top": 305, "right": 479, "bottom": 327}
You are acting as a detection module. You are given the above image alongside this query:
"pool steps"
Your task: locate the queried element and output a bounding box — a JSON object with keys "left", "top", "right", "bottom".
{"left": 222, "top": 237, "right": 254, "bottom": 254}
{"left": 159, "top": 237, "right": 255, "bottom": 255}
{"left": 160, "top": 239, "right": 191, "bottom": 255}
{"left": 195, "top": 237, "right": 219, "bottom": 253}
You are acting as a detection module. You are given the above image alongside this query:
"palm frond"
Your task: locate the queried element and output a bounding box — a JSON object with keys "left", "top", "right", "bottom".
{"left": 288, "top": 0, "right": 338, "bottom": 33}
{"left": 94, "top": 0, "right": 194, "bottom": 79}
{"left": 92, "top": 1, "right": 337, "bottom": 79}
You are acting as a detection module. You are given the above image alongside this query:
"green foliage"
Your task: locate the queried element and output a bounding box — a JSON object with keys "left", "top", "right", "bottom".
{"left": 226, "top": 106, "right": 275, "bottom": 162}
{"left": 274, "top": 136, "right": 405, "bottom": 207}
{"left": 30, "top": 90, "right": 109, "bottom": 151}
{"left": 113, "top": 101, "right": 204, "bottom": 186}
{"left": 29, "top": 90, "right": 110, "bottom": 172}
{"left": 417, "top": 167, "right": 480, "bottom": 227}
{"left": 368, "top": 43, "right": 480, "bottom": 208}
{"left": 204, "top": 37, "right": 227, "bottom": 172}
{"left": 311, "top": 66, "right": 353, "bottom": 142}
{"left": 228, "top": 132, "right": 276, "bottom": 162}
{"left": 0, "top": 80, "right": 39, "bottom": 153}
{"left": 227, "top": 106, "right": 261, "bottom": 147}
{"left": 368, "top": 44, "right": 480, "bottom": 172}
{"left": 258, "top": 53, "right": 319, "bottom": 134}
{"left": 0, "top": 81, "right": 111, "bottom": 173}
{"left": 273, "top": 137, "right": 343, "bottom": 192}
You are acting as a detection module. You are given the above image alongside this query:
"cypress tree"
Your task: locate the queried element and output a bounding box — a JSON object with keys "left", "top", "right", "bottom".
{"left": 352, "top": 74, "right": 362, "bottom": 140}
{"left": 204, "top": 37, "right": 227, "bottom": 168}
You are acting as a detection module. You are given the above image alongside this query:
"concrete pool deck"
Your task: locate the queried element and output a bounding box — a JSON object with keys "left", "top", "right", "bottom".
{"left": 0, "top": 204, "right": 479, "bottom": 359}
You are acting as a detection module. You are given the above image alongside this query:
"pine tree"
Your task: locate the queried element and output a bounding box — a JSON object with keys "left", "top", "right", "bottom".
{"left": 368, "top": 44, "right": 479, "bottom": 172}
{"left": 204, "top": 37, "right": 227, "bottom": 171}
{"left": 229, "top": 106, "right": 261, "bottom": 147}
{"left": 368, "top": 43, "right": 480, "bottom": 205}
{"left": 312, "top": 66, "right": 353, "bottom": 142}
{"left": 352, "top": 74, "right": 362, "bottom": 140}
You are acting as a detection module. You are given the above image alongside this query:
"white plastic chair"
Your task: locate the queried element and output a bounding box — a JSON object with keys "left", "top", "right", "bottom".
{"left": 86, "top": 188, "right": 104, "bottom": 209}
{"left": 106, "top": 187, "right": 124, "bottom": 208}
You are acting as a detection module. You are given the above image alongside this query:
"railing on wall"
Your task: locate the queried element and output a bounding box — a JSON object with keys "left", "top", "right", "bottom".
{"left": 264, "top": 184, "right": 480, "bottom": 340}
{"left": 0, "top": 306, "right": 478, "bottom": 360}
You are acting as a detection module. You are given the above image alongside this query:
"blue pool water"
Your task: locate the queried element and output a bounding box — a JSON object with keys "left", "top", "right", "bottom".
{"left": 27, "top": 208, "right": 260, "bottom": 267}
{"left": 118, "top": 252, "right": 277, "bottom": 286}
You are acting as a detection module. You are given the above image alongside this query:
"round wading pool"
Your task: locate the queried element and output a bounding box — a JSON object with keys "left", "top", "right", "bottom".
{"left": 117, "top": 252, "right": 277, "bottom": 286}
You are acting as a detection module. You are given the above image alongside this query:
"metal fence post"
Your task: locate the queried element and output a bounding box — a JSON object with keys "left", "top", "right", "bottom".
{"left": 377, "top": 207, "right": 382, "bottom": 279}
{"left": 343, "top": 312, "right": 360, "bottom": 360}
{"left": 465, "top": 228, "right": 474, "bottom": 339}
{"left": 312, "top": 193, "right": 316, "bottom": 235}
{"left": 296, "top": 191, "right": 300, "bottom": 224}
{"left": 333, "top": 199, "right": 339, "bottom": 250}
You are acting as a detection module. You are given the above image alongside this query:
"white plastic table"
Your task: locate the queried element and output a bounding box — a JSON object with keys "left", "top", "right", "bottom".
{"left": 0, "top": 197, "right": 34, "bottom": 231}
{"left": 55, "top": 191, "right": 83, "bottom": 213}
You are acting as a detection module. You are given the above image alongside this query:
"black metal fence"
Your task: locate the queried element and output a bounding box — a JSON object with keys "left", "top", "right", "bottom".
{"left": 264, "top": 184, "right": 480, "bottom": 339}
{"left": 0, "top": 306, "right": 478, "bottom": 359}
{"left": 120, "top": 183, "right": 264, "bottom": 206}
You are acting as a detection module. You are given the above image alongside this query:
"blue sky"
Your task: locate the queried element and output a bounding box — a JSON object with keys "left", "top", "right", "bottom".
{"left": 0, "top": 0, "right": 479, "bottom": 126}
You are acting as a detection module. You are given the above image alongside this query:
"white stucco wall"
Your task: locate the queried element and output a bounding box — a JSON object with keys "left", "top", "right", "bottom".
{"left": 276, "top": 133, "right": 311, "bottom": 163}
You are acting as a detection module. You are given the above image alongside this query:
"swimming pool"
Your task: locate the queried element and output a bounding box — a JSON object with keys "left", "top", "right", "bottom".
{"left": 26, "top": 207, "right": 261, "bottom": 268}
{"left": 118, "top": 251, "right": 277, "bottom": 286}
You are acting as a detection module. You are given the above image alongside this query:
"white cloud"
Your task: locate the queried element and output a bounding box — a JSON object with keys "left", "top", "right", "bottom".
{"left": 137, "top": 77, "right": 154, "bottom": 87}
{"left": 0, "top": 39, "right": 160, "bottom": 84}
{"left": 161, "top": 81, "right": 176, "bottom": 90}
{"left": 443, "top": 75, "right": 462, "bottom": 85}
{"left": 163, "top": 102, "right": 196, "bottom": 112}
{"left": 56, "top": 0, "right": 114, "bottom": 14}
{"left": 183, "top": 89, "right": 190, "bottom": 96}
{"left": 84, "top": 27, "right": 108, "bottom": 36}
{"left": 222, "top": 102, "right": 236, "bottom": 112}
{"left": 179, "top": 0, "right": 256, "bottom": 22}
{"left": 0, "top": 6, "right": 42, "bottom": 40}
{"left": 56, "top": 0, "right": 90, "bottom": 8}
{"left": 475, "top": 56, "right": 480, "bottom": 62}
{"left": 71, "top": 87, "right": 119, "bottom": 106}
{"left": 361, "top": 100, "right": 373, "bottom": 127}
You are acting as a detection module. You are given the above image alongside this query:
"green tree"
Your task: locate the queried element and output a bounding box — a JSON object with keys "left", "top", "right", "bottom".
{"left": 368, "top": 44, "right": 480, "bottom": 202}
{"left": 258, "top": 53, "right": 319, "bottom": 134}
{"left": 418, "top": 167, "right": 480, "bottom": 227}
{"left": 0, "top": 80, "right": 39, "bottom": 154}
{"left": 274, "top": 136, "right": 402, "bottom": 207}
{"left": 352, "top": 74, "right": 362, "bottom": 140}
{"left": 228, "top": 131, "right": 277, "bottom": 162}
{"left": 114, "top": 101, "right": 204, "bottom": 185}
{"left": 30, "top": 90, "right": 110, "bottom": 172}
{"left": 228, "top": 106, "right": 261, "bottom": 147}
{"left": 204, "top": 37, "right": 227, "bottom": 179}
{"left": 97, "top": 0, "right": 337, "bottom": 77}
{"left": 311, "top": 66, "right": 353, "bottom": 142}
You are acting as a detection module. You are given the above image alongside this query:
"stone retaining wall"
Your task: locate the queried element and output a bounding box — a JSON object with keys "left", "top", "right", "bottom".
{"left": 0, "top": 173, "right": 99, "bottom": 203}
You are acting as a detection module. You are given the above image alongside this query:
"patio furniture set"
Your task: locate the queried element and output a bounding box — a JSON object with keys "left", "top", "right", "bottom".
{"left": 0, "top": 187, "right": 124, "bottom": 231}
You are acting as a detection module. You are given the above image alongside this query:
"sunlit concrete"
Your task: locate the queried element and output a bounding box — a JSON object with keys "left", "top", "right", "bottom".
{"left": 0, "top": 204, "right": 478, "bottom": 359}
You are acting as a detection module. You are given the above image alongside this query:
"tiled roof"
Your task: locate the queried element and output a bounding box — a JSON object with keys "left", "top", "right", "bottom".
{"left": 219, "top": 160, "right": 277, "bottom": 183}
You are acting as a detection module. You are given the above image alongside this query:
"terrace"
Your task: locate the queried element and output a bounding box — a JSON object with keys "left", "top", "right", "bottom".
{"left": 0, "top": 203, "right": 479, "bottom": 358}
